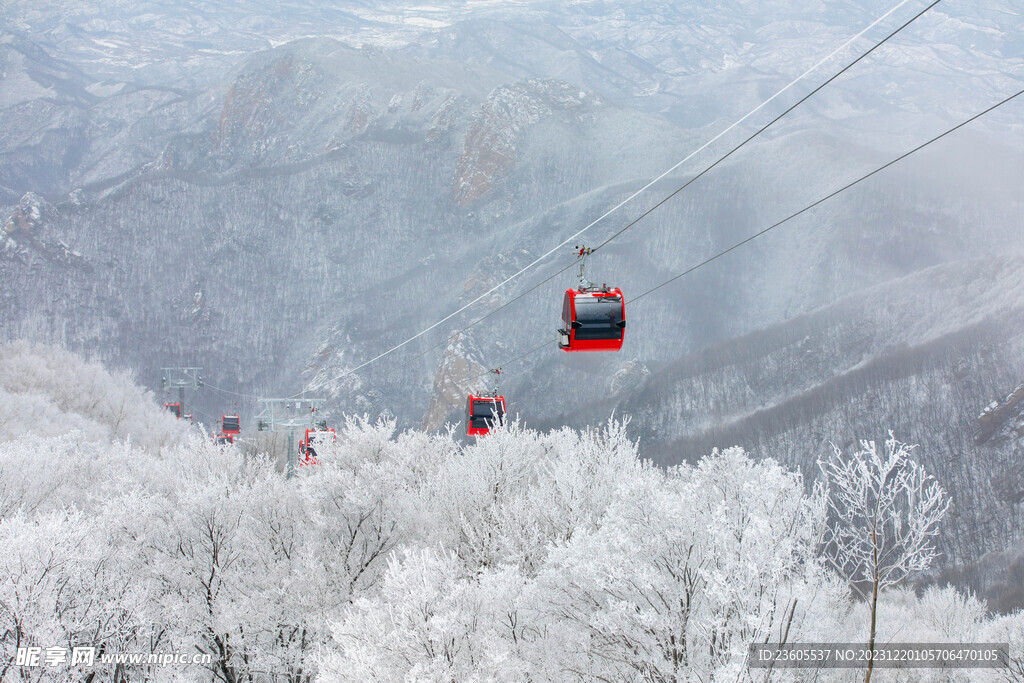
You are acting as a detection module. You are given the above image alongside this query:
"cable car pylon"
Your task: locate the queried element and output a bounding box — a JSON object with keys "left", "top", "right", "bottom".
{"left": 256, "top": 398, "right": 327, "bottom": 478}
{"left": 161, "top": 367, "right": 203, "bottom": 420}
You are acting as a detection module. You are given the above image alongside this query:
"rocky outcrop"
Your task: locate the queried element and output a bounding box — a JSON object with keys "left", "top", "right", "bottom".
{"left": 344, "top": 84, "right": 374, "bottom": 135}
{"left": 425, "top": 94, "right": 459, "bottom": 143}
{"left": 422, "top": 332, "right": 489, "bottom": 432}
{"left": 974, "top": 382, "right": 1024, "bottom": 517}
{"left": 976, "top": 383, "right": 1024, "bottom": 444}
{"left": 3, "top": 191, "right": 47, "bottom": 235}
{"left": 610, "top": 358, "right": 650, "bottom": 396}
{"left": 454, "top": 79, "right": 589, "bottom": 205}
{"left": 216, "top": 50, "right": 327, "bottom": 165}
{"left": 2, "top": 192, "right": 86, "bottom": 268}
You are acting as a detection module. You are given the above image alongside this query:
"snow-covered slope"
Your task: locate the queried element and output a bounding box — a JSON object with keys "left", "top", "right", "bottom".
{"left": 0, "top": 340, "right": 189, "bottom": 449}
{"left": 2, "top": 0, "right": 1024, "bottom": 568}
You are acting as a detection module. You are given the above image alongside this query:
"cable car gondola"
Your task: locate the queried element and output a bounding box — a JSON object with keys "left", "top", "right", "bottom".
{"left": 299, "top": 427, "right": 335, "bottom": 466}
{"left": 221, "top": 415, "right": 240, "bottom": 435}
{"left": 213, "top": 433, "right": 234, "bottom": 445}
{"left": 465, "top": 393, "right": 506, "bottom": 436}
{"left": 558, "top": 286, "right": 625, "bottom": 352}
{"left": 557, "top": 246, "right": 625, "bottom": 352}
{"left": 164, "top": 402, "right": 181, "bottom": 418}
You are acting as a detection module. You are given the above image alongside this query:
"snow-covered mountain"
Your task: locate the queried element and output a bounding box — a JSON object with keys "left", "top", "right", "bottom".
{"left": 2, "top": 0, "right": 1024, "bottom": 571}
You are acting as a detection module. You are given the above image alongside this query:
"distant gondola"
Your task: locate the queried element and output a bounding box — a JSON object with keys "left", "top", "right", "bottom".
{"left": 300, "top": 427, "right": 335, "bottom": 465}
{"left": 221, "top": 415, "right": 241, "bottom": 435}
{"left": 465, "top": 393, "right": 506, "bottom": 436}
{"left": 213, "top": 433, "right": 234, "bottom": 445}
{"left": 164, "top": 402, "right": 182, "bottom": 418}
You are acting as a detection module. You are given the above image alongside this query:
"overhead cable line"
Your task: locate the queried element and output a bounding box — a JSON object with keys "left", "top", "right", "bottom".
{"left": 362, "top": 0, "right": 943, "bottom": 385}
{"left": 629, "top": 85, "right": 1024, "bottom": 304}
{"left": 466, "top": 339, "right": 556, "bottom": 385}
{"left": 199, "top": 79, "right": 1023, "bottom": 416}
{"left": 358, "top": 263, "right": 577, "bottom": 386}
{"left": 588, "top": 0, "right": 942, "bottom": 256}
{"left": 467, "top": 80, "right": 1024, "bottom": 382}
{"left": 205, "top": 382, "right": 260, "bottom": 400}
{"left": 301, "top": 0, "right": 919, "bottom": 394}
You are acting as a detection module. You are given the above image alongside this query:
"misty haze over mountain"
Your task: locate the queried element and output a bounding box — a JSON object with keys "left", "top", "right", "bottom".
{"left": 2, "top": 0, "right": 1024, "bottom": 586}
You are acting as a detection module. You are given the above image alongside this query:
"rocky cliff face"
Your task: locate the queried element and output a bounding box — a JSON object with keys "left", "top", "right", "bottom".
{"left": 216, "top": 52, "right": 327, "bottom": 164}
{"left": 974, "top": 381, "right": 1024, "bottom": 513}
{"left": 422, "top": 333, "right": 489, "bottom": 432}
{"left": 976, "top": 384, "right": 1024, "bottom": 446}
{"left": 2, "top": 192, "right": 87, "bottom": 269}
{"left": 455, "top": 80, "right": 591, "bottom": 205}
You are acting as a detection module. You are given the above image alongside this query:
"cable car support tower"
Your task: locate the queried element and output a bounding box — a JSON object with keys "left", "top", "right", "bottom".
{"left": 161, "top": 367, "right": 203, "bottom": 420}
{"left": 256, "top": 398, "right": 327, "bottom": 479}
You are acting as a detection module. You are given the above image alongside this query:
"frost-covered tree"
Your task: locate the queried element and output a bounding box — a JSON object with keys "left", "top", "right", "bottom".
{"left": 324, "top": 548, "right": 529, "bottom": 682}
{"left": 320, "top": 439, "right": 853, "bottom": 681}
{"left": 0, "top": 510, "right": 152, "bottom": 683}
{"left": 819, "top": 434, "right": 950, "bottom": 683}
{"left": 0, "top": 341, "right": 188, "bottom": 450}
{"left": 2, "top": 345, "right": 1016, "bottom": 682}
{"left": 318, "top": 418, "right": 655, "bottom": 681}
{"left": 420, "top": 419, "right": 647, "bottom": 574}
{"left": 99, "top": 433, "right": 405, "bottom": 683}
{"left": 527, "top": 447, "right": 842, "bottom": 681}
{"left": 980, "top": 610, "right": 1024, "bottom": 682}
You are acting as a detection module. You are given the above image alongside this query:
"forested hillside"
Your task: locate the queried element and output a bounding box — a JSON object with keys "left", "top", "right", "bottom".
{"left": 2, "top": 345, "right": 1023, "bottom": 681}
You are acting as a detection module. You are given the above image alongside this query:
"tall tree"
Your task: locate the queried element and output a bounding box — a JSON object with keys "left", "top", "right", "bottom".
{"left": 819, "top": 433, "right": 949, "bottom": 683}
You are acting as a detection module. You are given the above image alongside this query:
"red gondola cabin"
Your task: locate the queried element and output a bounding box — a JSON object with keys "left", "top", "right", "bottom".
{"left": 465, "top": 394, "right": 506, "bottom": 436}
{"left": 213, "top": 434, "right": 234, "bottom": 445}
{"left": 300, "top": 428, "right": 336, "bottom": 465}
{"left": 558, "top": 287, "right": 626, "bottom": 352}
{"left": 221, "top": 415, "right": 240, "bottom": 435}
{"left": 164, "top": 402, "right": 182, "bottom": 418}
